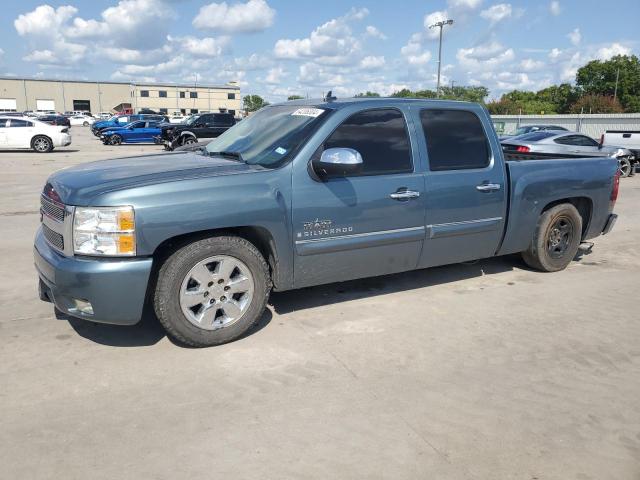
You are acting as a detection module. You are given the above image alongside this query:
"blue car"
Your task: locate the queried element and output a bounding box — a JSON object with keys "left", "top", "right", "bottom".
{"left": 101, "top": 121, "right": 163, "bottom": 145}
{"left": 92, "top": 114, "right": 167, "bottom": 136}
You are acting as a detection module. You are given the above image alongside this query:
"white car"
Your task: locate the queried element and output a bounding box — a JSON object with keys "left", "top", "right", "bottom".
{"left": 169, "top": 114, "right": 186, "bottom": 124}
{"left": 69, "top": 114, "right": 95, "bottom": 126}
{"left": 0, "top": 116, "right": 72, "bottom": 152}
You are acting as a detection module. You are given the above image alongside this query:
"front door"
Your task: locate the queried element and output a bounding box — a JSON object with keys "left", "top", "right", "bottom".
{"left": 415, "top": 107, "right": 507, "bottom": 268}
{"left": 0, "top": 119, "right": 8, "bottom": 147}
{"left": 292, "top": 107, "right": 426, "bottom": 288}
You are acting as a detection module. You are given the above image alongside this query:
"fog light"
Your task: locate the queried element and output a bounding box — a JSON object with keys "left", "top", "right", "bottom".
{"left": 71, "top": 299, "right": 94, "bottom": 315}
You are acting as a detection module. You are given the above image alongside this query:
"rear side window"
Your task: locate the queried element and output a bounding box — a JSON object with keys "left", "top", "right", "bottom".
{"left": 213, "top": 114, "right": 234, "bottom": 126}
{"left": 9, "top": 119, "right": 32, "bottom": 127}
{"left": 517, "top": 132, "right": 556, "bottom": 142}
{"left": 420, "top": 109, "right": 489, "bottom": 171}
{"left": 324, "top": 108, "right": 412, "bottom": 176}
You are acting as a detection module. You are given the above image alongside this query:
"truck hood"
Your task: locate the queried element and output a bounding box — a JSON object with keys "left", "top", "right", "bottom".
{"left": 47, "top": 151, "right": 265, "bottom": 205}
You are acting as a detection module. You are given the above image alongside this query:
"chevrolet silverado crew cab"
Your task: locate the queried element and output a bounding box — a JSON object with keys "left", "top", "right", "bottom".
{"left": 34, "top": 98, "right": 620, "bottom": 347}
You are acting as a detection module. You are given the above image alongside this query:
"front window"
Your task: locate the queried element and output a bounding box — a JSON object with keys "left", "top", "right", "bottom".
{"left": 205, "top": 105, "right": 332, "bottom": 168}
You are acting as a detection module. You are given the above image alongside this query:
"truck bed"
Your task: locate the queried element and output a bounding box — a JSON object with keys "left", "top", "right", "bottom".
{"left": 498, "top": 156, "right": 618, "bottom": 256}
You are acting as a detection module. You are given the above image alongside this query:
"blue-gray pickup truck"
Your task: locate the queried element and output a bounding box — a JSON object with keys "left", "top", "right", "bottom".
{"left": 34, "top": 98, "right": 620, "bottom": 347}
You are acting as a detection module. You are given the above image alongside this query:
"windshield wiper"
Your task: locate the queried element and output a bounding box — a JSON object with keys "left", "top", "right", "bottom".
{"left": 209, "top": 150, "right": 245, "bottom": 162}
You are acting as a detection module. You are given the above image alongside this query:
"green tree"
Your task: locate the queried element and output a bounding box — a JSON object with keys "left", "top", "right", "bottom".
{"left": 575, "top": 55, "right": 640, "bottom": 112}
{"left": 439, "top": 86, "right": 489, "bottom": 103}
{"left": 287, "top": 95, "right": 304, "bottom": 100}
{"left": 390, "top": 88, "right": 414, "bottom": 98}
{"left": 568, "top": 95, "right": 624, "bottom": 114}
{"left": 354, "top": 91, "right": 381, "bottom": 97}
{"left": 535, "top": 83, "right": 577, "bottom": 113}
{"left": 243, "top": 95, "right": 269, "bottom": 112}
{"left": 485, "top": 98, "right": 518, "bottom": 115}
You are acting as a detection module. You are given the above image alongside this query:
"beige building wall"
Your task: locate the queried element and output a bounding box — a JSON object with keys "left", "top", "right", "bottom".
{"left": 0, "top": 78, "right": 240, "bottom": 115}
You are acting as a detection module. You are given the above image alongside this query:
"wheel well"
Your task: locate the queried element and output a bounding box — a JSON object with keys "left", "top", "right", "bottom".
{"left": 152, "top": 227, "right": 279, "bottom": 287}
{"left": 541, "top": 197, "right": 593, "bottom": 238}
{"left": 31, "top": 134, "right": 52, "bottom": 147}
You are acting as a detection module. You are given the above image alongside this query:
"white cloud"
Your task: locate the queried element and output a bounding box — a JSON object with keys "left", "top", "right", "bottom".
{"left": 274, "top": 8, "right": 368, "bottom": 65}
{"left": 193, "top": 0, "right": 275, "bottom": 33}
{"left": 567, "top": 28, "right": 581, "bottom": 46}
{"left": 265, "top": 66, "right": 286, "bottom": 84}
{"left": 359, "top": 55, "right": 385, "bottom": 69}
{"left": 447, "top": 0, "right": 483, "bottom": 9}
{"left": 364, "top": 25, "right": 387, "bottom": 40}
{"left": 548, "top": 48, "right": 563, "bottom": 61}
{"left": 519, "top": 58, "right": 545, "bottom": 71}
{"left": 297, "top": 62, "right": 346, "bottom": 87}
{"left": 14, "top": 5, "right": 77, "bottom": 37}
{"left": 596, "top": 43, "right": 631, "bottom": 60}
{"left": 549, "top": 1, "right": 561, "bottom": 15}
{"left": 480, "top": 4, "right": 512, "bottom": 24}
{"left": 457, "top": 41, "right": 515, "bottom": 70}
{"left": 400, "top": 33, "right": 432, "bottom": 66}
{"left": 172, "top": 36, "right": 230, "bottom": 58}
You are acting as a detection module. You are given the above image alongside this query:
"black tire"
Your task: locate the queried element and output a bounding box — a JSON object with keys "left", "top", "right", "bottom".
{"left": 522, "top": 203, "right": 582, "bottom": 272}
{"left": 618, "top": 157, "right": 632, "bottom": 178}
{"left": 154, "top": 236, "right": 271, "bottom": 347}
{"left": 109, "top": 134, "right": 122, "bottom": 145}
{"left": 83, "top": 121, "right": 89, "bottom": 126}
{"left": 31, "top": 135, "right": 53, "bottom": 153}
{"left": 181, "top": 135, "right": 197, "bottom": 145}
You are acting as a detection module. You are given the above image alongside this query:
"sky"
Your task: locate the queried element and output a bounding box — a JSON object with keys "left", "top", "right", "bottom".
{"left": 0, "top": 0, "right": 638, "bottom": 101}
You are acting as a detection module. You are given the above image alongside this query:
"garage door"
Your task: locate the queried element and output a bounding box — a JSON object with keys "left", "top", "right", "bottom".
{"left": 36, "top": 99, "right": 55, "bottom": 111}
{"left": 0, "top": 98, "right": 17, "bottom": 111}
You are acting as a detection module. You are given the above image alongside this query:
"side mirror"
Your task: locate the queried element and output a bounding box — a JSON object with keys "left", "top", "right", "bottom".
{"left": 312, "top": 147, "right": 363, "bottom": 178}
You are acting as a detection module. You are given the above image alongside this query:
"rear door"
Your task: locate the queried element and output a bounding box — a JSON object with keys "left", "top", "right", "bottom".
{"left": 6, "top": 119, "right": 35, "bottom": 148}
{"left": 0, "top": 119, "right": 8, "bottom": 146}
{"left": 415, "top": 107, "right": 507, "bottom": 268}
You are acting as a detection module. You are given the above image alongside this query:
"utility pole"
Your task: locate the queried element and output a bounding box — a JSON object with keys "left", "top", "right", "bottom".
{"left": 429, "top": 19, "right": 454, "bottom": 97}
{"left": 613, "top": 67, "right": 620, "bottom": 101}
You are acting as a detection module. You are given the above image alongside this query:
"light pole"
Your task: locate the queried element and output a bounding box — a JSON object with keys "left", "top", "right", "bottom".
{"left": 429, "top": 19, "right": 454, "bottom": 97}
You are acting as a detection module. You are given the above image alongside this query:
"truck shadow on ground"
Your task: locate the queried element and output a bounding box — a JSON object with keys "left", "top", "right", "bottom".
{"left": 270, "top": 254, "right": 523, "bottom": 315}
{"left": 57, "top": 253, "right": 548, "bottom": 347}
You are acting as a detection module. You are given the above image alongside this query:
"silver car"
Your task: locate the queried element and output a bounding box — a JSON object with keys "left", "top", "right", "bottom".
{"left": 501, "top": 131, "right": 633, "bottom": 159}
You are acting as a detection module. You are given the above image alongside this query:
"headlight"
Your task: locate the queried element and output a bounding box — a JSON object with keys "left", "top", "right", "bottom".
{"left": 73, "top": 206, "right": 136, "bottom": 256}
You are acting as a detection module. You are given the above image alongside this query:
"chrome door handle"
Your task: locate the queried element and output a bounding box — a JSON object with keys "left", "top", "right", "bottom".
{"left": 476, "top": 183, "right": 501, "bottom": 192}
{"left": 390, "top": 190, "right": 421, "bottom": 200}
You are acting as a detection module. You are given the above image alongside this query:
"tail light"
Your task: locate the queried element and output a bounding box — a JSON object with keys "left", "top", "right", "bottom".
{"left": 516, "top": 145, "right": 530, "bottom": 153}
{"left": 610, "top": 169, "right": 620, "bottom": 208}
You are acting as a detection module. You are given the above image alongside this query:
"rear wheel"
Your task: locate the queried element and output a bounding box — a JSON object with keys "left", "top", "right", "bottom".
{"left": 154, "top": 236, "right": 271, "bottom": 347}
{"left": 83, "top": 121, "right": 89, "bottom": 126}
{"left": 522, "top": 203, "right": 582, "bottom": 272}
{"left": 109, "top": 134, "right": 122, "bottom": 145}
{"left": 32, "top": 135, "right": 53, "bottom": 153}
{"left": 618, "top": 157, "right": 632, "bottom": 177}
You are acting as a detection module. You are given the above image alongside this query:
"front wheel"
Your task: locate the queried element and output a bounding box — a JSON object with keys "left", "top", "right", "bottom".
{"left": 154, "top": 236, "right": 271, "bottom": 347}
{"left": 109, "top": 134, "right": 122, "bottom": 145}
{"left": 83, "top": 121, "right": 89, "bottom": 126}
{"left": 181, "top": 136, "right": 197, "bottom": 146}
{"left": 522, "top": 203, "right": 582, "bottom": 272}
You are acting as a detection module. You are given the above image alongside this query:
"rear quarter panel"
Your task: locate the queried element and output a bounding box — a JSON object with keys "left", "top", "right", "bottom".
{"left": 498, "top": 157, "right": 618, "bottom": 256}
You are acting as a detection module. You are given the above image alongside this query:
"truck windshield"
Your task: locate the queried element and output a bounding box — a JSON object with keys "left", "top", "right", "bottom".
{"left": 205, "top": 105, "right": 331, "bottom": 167}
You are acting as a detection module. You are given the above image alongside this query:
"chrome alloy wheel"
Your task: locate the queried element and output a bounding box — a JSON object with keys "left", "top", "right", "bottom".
{"left": 179, "top": 255, "right": 255, "bottom": 330}
{"left": 33, "top": 137, "right": 51, "bottom": 152}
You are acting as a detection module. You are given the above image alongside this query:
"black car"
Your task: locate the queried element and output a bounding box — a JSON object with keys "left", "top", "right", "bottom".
{"left": 160, "top": 113, "right": 236, "bottom": 150}
{"left": 37, "top": 115, "right": 71, "bottom": 127}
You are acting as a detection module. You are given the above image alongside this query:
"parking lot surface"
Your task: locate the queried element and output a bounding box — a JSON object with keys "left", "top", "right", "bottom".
{"left": 1, "top": 127, "right": 639, "bottom": 479}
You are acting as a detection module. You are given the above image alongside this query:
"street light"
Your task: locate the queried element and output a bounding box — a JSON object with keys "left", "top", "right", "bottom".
{"left": 429, "top": 19, "right": 454, "bottom": 97}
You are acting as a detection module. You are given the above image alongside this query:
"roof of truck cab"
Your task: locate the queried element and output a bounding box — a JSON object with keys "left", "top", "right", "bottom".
{"left": 280, "top": 97, "right": 482, "bottom": 110}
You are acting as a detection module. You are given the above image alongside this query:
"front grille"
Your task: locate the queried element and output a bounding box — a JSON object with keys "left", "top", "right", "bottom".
{"left": 40, "top": 195, "right": 65, "bottom": 222}
{"left": 42, "top": 223, "right": 64, "bottom": 251}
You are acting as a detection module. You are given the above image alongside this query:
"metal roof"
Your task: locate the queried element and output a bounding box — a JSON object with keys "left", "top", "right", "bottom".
{"left": 0, "top": 76, "right": 240, "bottom": 90}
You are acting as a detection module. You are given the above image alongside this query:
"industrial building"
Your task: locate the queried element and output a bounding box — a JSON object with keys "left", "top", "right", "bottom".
{"left": 0, "top": 77, "right": 241, "bottom": 116}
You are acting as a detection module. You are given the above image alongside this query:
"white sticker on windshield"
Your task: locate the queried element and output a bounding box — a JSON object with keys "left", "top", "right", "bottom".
{"left": 275, "top": 147, "right": 287, "bottom": 155}
{"left": 291, "top": 108, "right": 324, "bottom": 118}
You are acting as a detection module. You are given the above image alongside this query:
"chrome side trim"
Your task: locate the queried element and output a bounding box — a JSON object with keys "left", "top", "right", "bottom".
{"left": 427, "top": 217, "right": 503, "bottom": 228}
{"left": 295, "top": 226, "right": 425, "bottom": 245}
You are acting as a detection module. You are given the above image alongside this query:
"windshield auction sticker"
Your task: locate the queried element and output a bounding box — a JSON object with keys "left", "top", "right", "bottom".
{"left": 291, "top": 108, "right": 325, "bottom": 117}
